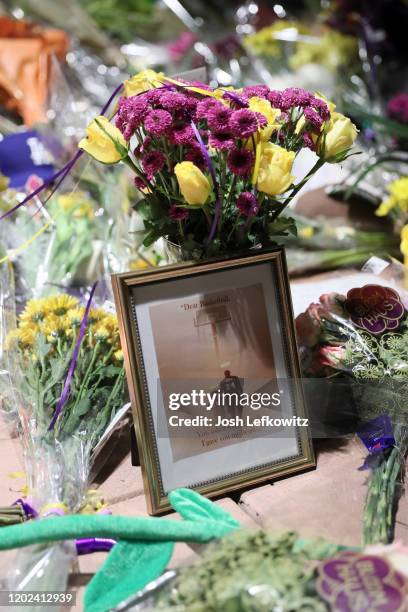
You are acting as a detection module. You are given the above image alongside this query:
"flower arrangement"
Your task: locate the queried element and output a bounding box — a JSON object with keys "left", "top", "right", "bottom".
{"left": 244, "top": 20, "right": 358, "bottom": 73}
{"left": 3, "top": 291, "right": 126, "bottom": 592}
{"left": 78, "top": 70, "right": 358, "bottom": 259}
{"left": 296, "top": 284, "right": 408, "bottom": 544}
{"left": 375, "top": 176, "right": 408, "bottom": 268}
{"left": 8, "top": 293, "right": 124, "bottom": 444}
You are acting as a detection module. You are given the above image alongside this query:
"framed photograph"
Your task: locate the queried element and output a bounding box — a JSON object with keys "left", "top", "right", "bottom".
{"left": 112, "top": 249, "right": 314, "bottom": 514}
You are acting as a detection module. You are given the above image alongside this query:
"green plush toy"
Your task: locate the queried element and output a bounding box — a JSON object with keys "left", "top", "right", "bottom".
{"left": 0, "top": 489, "right": 240, "bottom": 612}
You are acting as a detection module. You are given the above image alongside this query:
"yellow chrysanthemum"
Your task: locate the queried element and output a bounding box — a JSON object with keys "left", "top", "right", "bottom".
{"left": 66, "top": 307, "right": 85, "bottom": 328}
{"left": 45, "top": 295, "right": 79, "bottom": 317}
{"left": 19, "top": 299, "right": 47, "bottom": 325}
{"left": 94, "top": 325, "right": 111, "bottom": 341}
{"left": 41, "top": 314, "right": 72, "bottom": 343}
{"left": 113, "top": 349, "right": 124, "bottom": 363}
{"left": 17, "top": 327, "right": 36, "bottom": 347}
{"left": 88, "top": 308, "right": 108, "bottom": 324}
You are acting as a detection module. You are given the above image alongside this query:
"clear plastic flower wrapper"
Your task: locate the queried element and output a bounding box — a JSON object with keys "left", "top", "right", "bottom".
{"left": 296, "top": 259, "right": 408, "bottom": 544}
{"left": 1, "top": 288, "right": 128, "bottom": 607}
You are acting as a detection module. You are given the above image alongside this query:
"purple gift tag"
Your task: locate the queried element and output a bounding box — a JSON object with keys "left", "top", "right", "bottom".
{"left": 316, "top": 551, "right": 407, "bottom": 611}
{"left": 358, "top": 415, "right": 395, "bottom": 471}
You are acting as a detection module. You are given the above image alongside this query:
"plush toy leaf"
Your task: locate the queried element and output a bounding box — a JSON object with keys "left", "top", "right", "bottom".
{"left": 84, "top": 539, "right": 174, "bottom": 612}
{"left": 169, "top": 488, "right": 240, "bottom": 529}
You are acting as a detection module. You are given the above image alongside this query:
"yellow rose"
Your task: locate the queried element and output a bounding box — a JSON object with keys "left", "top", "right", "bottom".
{"left": 174, "top": 162, "right": 211, "bottom": 206}
{"left": 124, "top": 69, "right": 163, "bottom": 97}
{"left": 323, "top": 112, "right": 358, "bottom": 161}
{"left": 257, "top": 143, "right": 295, "bottom": 196}
{"left": 248, "top": 97, "right": 281, "bottom": 140}
{"left": 79, "top": 116, "right": 128, "bottom": 164}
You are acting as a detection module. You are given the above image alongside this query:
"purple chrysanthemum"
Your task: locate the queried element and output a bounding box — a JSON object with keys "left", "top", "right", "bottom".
{"left": 144, "top": 109, "right": 172, "bottom": 136}
{"left": 196, "top": 98, "right": 220, "bottom": 120}
{"left": 242, "top": 85, "right": 270, "bottom": 100}
{"left": 268, "top": 90, "right": 282, "bottom": 108}
{"left": 169, "top": 123, "right": 195, "bottom": 145}
{"left": 229, "top": 109, "right": 259, "bottom": 138}
{"left": 134, "top": 176, "right": 148, "bottom": 190}
{"left": 303, "top": 133, "right": 316, "bottom": 151}
{"left": 311, "top": 97, "right": 330, "bottom": 120}
{"left": 169, "top": 204, "right": 189, "bottom": 220}
{"left": 141, "top": 150, "right": 165, "bottom": 177}
{"left": 159, "top": 91, "right": 192, "bottom": 112}
{"left": 255, "top": 112, "right": 268, "bottom": 129}
{"left": 303, "top": 107, "right": 324, "bottom": 132}
{"left": 207, "top": 105, "right": 232, "bottom": 132}
{"left": 116, "top": 95, "right": 151, "bottom": 140}
{"left": 387, "top": 93, "right": 408, "bottom": 123}
{"left": 237, "top": 192, "right": 259, "bottom": 217}
{"left": 185, "top": 144, "right": 206, "bottom": 169}
{"left": 279, "top": 88, "right": 312, "bottom": 111}
{"left": 227, "top": 147, "right": 254, "bottom": 176}
{"left": 208, "top": 131, "right": 235, "bottom": 151}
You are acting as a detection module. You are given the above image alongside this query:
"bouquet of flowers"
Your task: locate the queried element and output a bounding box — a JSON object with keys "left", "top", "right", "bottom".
{"left": 3, "top": 291, "right": 126, "bottom": 598}
{"left": 296, "top": 283, "right": 408, "bottom": 544}
{"left": 78, "top": 70, "right": 358, "bottom": 260}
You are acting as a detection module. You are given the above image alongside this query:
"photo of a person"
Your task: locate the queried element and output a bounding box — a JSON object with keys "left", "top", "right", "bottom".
{"left": 149, "top": 283, "right": 281, "bottom": 461}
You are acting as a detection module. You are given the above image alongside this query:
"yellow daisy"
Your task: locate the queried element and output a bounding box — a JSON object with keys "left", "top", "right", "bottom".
{"left": 41, "top": 314, "right": 72, "bottom": 343}
{"left": 66, "top": 307, "right": 85, "bottom": 328}
{"left": 45, "top": 295, "right": 79, "bottom": 317}
{"left": 19, "top": 299, "right": 47, "bottom": 325}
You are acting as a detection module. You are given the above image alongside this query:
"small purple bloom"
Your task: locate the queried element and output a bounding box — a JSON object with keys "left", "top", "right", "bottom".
{"left": 207, "top": 105, "right": 232, "bottom": 132}
{"left": 196, "top": 98, "right": 220, "bottom": 120}
{"left": 229, "top": 109, "right": 259, "bottom": 138}
{"left": 255, "top": 112, "right": 268, "bottom": 129}
{"left": 268, "top": 90, "right": 282, "bottom": 108}
{"left": 303, "top": 133, "right": 316, "bottom": 150}
{"left": 141, "top": 150, "right": 165, "bottom": 177}
{"left": 387, "top": 93, "right": 408, "bottom": 123}
{"left": 227, "top": 147, "right": 254, "bottom": 176}
{"left": 303, "top": 107, "right": 324, "bottom": 132}
{"left": 208, "top": 131, "right": 235, "bottom": 150}
{"left": 185, "top": 144, "right": 206, "bottom": 169}
{"left": 134, "top": 176, "right": 148, "bottom": 190}
{"left": 311, "top": 96, "right": 330, "bottom": 120}
{"left": 237, "top": 191, "right": 259, "bottom": 216}
{"left": 170, "top": 123, "right": 195, "bottom": 145}
{"left": 242, "top": 85, "right": 270, "bottom": 100}
{"left": 279, "top": 87, "right": 312, "bottom": 110}
{"left": 116, "top": 95, "right": 151, "bottom": 140}
{"left": 169, "top": 204, "right": 189, "bottom": 220}
{"left": 159, "top": 91, "right": 192, "bottom": 112}
{"left": 144, "top": 109, "right": 172, "bottom": 136}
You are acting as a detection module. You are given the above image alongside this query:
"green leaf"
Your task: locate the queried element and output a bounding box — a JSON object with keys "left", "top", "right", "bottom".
{"left": 73, "top": 397, "right": 91, "bottom": 418}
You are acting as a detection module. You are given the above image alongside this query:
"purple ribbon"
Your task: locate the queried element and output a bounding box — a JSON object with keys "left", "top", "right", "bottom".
{"left": 76, "top": 538, "right": 116, "bottom": 555}
{"left": 222, "top": 90, "right": 248, "bottom": 108}
{"left": 13, "top": 498, "right": 38, "bottom": 519}
{"left": 358, "top": 414, "right": 395, "bottom": 470}
{"left": 48, "top": 282, "right": 97, "bottom": 431}
{"left": 0, "top": 82, "right": 125, "bottom": 223}
{"left": 190, "top": 120, "right": 220, "bottom": 245}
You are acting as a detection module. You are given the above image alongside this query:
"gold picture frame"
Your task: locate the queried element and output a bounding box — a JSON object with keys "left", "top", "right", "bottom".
{"left": 112, "top": 248, "right": 315, "bottom": 515}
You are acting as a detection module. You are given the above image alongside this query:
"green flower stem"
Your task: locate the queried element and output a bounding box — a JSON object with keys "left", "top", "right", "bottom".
{"left": 363, "top": 446, "right": 403, "bottom": 544}
{"left": 122, "top": 157, "right": 152, "bottom": 191}
{"left": 65, "top": 342, "right": 101, "bottom": 431}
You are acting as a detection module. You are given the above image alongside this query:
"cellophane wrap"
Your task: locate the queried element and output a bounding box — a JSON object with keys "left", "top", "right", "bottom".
{"left": 0, "top": 280, "right": 128, "bottom": 609}
{"left": 296, "top": 259, "right": 408, "bottom": 544}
